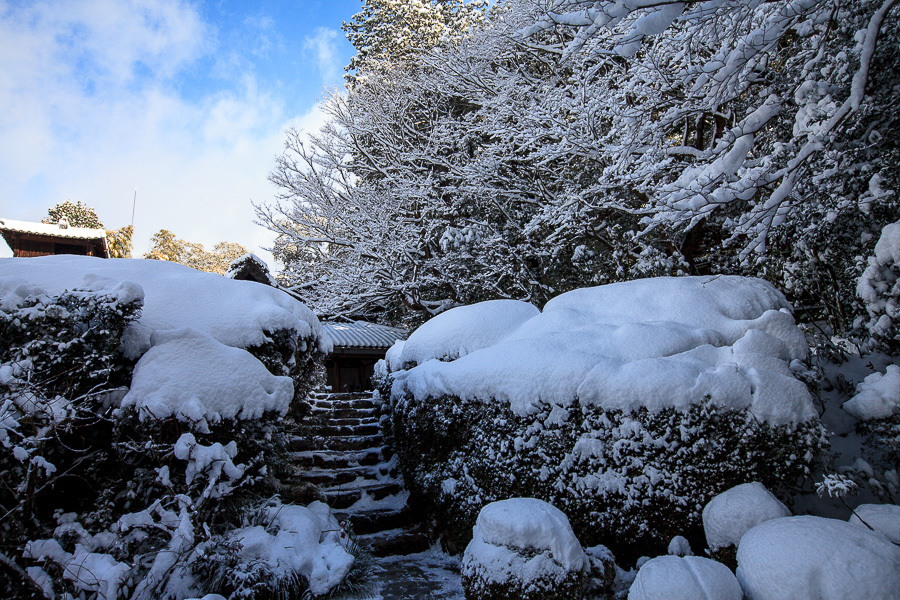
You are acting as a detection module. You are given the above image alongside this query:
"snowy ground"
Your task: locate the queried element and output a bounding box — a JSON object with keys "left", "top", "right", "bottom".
{"left": 367, "top": 549, "right": 464, "bottom": 600}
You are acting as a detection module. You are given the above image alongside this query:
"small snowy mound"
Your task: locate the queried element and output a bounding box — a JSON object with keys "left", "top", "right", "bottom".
{"left": 843, "top": 364, "right": 900, "bottom": 420}
{"left": 462, "top": 498, "right": 587, "bottom": 600}
{"left": 395, "top": 276, "right": 815, "bottom": 425}
{"left": 122, "top": 328, "right": 295, "bottom": 429}
{"left": 628, "top": 555, "right": 741, "bottom": 600}
{"left": 702, "top": 482, "right": 791, "bottom": 551}
{"left": 229, "top": 500, "right": 354, "bottom": 597}
{"left": 736, "top": 516, "right": 900, "bottom": 600}
{"left": 399, "top": 299, "right": 539, "bottom": 366}
{"left": 849, "top": 504, "right": 900, "bottom": 544}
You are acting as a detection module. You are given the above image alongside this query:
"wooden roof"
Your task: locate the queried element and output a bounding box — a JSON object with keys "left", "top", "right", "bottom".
{"left": 0, "top": 218, "right": 109, "bottom": 258}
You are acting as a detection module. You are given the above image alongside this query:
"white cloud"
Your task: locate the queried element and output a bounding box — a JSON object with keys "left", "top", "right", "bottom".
{"left": 304, "top": 27, "right": 341, "bottom": 86}
{"left": 0, "top": 0, "right": 333, "bottom": 267}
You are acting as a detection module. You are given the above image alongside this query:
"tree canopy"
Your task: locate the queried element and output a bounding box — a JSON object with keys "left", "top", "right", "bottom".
{"left": 144, "top": 229, "right": 249, "bottom": 275}
{"left": 260, "top": 0, "right": 899, "bottom": 339}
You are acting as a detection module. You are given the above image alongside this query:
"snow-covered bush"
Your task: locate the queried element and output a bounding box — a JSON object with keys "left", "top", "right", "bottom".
{"left": 858, "top": 221, "right": 900, "bottom": 353}
{"left": 385, "top": 277, "right": 827, "bottom": 559}
{"left": 0, "top": 256, "right": 336, "bottom": 599}
{"left": 842, "top": 365, "right": 900, "bottom": 500}
{"left": 736, "top": 515, "right": 900, "bottom": 600}
{"left": 848, "top": 503, "right": 900, "bottom": 543}
{"left": 461, "top": 498, "right": 588, "bottom": 600}
{"left": 701, "top": 482, "right": 791, "bottom": 567}
{"left": 628, "top": 555, "right": 741, "bottom": 600}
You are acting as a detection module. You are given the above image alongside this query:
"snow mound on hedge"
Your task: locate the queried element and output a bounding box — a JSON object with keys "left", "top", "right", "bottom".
{"left": 849, "top": 504, "right": 900, "bottom": 543}
{"left": 472, "top": 498, "right": 586, "bottom": 571}
{"left": 399, "top": 299, "right": 539, "bottom": 366}
{"left": 232, "top": 500, "right": 353, "bottom": 596}
{"left": 0, "top": 256, "right": 327, "bottom": 426}
{"left": 122, "top": 328, "right": 295, "bottom": 428}
{"left": 0, "top": 255, "right": 330, "bottom": 353}
{"left": 702, "top": 482, "right": 791, "bottom": 551}
{"left": 394, "top": 276, "right": 816, "bottom": 424}
{"left": 843, "top": 364, "right": 900, "bottom": 420}
{"left": 736, "top": 516, "right": 900, "bottom": 600}
{"left": 628, "top": 555, "right": 741, "bottom": 600}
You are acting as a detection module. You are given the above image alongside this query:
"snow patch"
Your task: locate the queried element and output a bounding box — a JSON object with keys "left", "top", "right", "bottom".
{"left": 628, "top": 555, "right": 741, "bottom": 600}
{"left": 121, "top": 327, "right": 295, "bottom": 429}
{"left": 702, "top": 482, "right": 791, "bottom": 551}
{"left": 394, "top": 277, "right": 815, "bottom": 425}
{"left": 736, "top": 516, "right": 900, "bottom": 600}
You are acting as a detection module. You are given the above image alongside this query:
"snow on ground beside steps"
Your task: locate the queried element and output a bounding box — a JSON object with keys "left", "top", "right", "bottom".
{"left": 392, "top": 275, "right": 816, "bottom": 425}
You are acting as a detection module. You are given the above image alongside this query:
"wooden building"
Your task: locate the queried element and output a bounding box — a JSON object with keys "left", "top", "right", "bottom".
{"left": 321, "top": 321, "right": 406, "bottom": 392}
{"left": 0, "top": 218, "right": 109, "bottom": 258}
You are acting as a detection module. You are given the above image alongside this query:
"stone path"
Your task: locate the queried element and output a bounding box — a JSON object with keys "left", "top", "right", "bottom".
{"left": 366, "top": 550, "right": 465, "bottom": 600}
{"left": 287, "top": 391, "right": 429, "bottom": 556}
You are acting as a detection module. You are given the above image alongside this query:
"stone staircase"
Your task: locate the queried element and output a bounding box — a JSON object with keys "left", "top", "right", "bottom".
{"left": 287, "top": 391, "right": 429, "bottom": 556}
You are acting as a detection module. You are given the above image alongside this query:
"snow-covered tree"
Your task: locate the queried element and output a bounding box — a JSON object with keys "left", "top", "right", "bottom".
{"left": 343, "top": 0, "right": 487, "bottom": 82}
{"left": 266, "top": 0, "right": 899, "bottom": 332}
{"left": 106, "top": 224, "right": 134, "bottom": 259}
{"left": 43, "top": 200, "right": 104, "bottom": 229}
{"left": 144, "top": 230, "right": 249, "bottom": 275}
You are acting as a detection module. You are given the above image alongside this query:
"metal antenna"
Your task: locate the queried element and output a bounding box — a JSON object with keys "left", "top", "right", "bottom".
{"left": 131, "top": 188, "right": 137, "bottom": 229}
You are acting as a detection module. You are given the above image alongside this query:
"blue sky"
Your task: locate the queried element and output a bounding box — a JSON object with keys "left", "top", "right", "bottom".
{"left": 0, "top": 0, "right": 362, "bottom": 263}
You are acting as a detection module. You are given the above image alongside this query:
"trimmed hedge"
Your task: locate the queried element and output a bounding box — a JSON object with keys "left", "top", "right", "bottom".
{"left": 386, "top": 389, "right": 827, "bottom": 561}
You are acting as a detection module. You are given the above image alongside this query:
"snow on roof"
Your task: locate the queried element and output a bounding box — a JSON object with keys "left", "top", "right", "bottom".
{"left": 392, "top": 276, "right": 817, "bottom": 425}
{"left": 0, "top": 218, "right": 106, "bottom": 240}
{"left": 322, "top": 320, "right": 406, "bottom": 350}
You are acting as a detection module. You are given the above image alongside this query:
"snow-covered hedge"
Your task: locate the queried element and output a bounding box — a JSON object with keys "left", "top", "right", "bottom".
{"left": 382, "top": 276, "right": 827, "bottom": 559}
{"left": 0, "top": 257, "right": 338, "bottom": 599}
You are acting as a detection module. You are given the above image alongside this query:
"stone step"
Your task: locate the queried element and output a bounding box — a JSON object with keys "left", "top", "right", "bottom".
{"left": 334, "top": 507, "right": 416, "bottom": 536}
{"left": 312, "top": 397, "right": 380, "bottom": 411}
{"left": 310, "top": 406, "right": 380, "bottom": 419}
{"left": 303, "top": 422, "right": 381, "bottom": 437}
{"left": 290, "top": 464, "right": 397, "bottom": 486}
{"left": 356, "top": 527, "right": 431, "bottom": 557}
{"left": 292, "top": 447, "right": 393, "bottom": 469}
{"left": 291, "top": 434, "right": 384, "bottom": 452}
{"left": 321, "top": 481, "right": 405, "bottom": 509}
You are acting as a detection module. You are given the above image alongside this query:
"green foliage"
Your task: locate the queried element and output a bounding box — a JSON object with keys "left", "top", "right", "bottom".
{"left": 343, "top": 0, "right": 486, "bottom": 82}
{"left": 106, "top": 224, "right": 134, "bottom": 259}
{"left": 388, "top": 392, "right": 827, "bottom": 562}
{"left": 144, "top": 229, "right": 250, "bottom": 275}
{"left": 43, "top": 200, "right": 104, "bottom": 229}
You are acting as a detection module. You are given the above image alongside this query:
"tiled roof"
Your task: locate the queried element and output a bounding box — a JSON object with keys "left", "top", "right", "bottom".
{"left": 0, "top": 218, "right": 107, "bottom": 240}
{"left": 322, "top": 320, "right": 406, "bottom": 350}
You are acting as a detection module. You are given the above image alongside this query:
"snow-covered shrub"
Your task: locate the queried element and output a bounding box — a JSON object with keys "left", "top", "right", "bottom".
{"left": 842, "top": 365, "right": 900, "bottom": 500}
{"left": 848, "top": 503, "right": 900, "bottom": 544}
{"left": 192, "top": 499, "right": 353, "bottom": 599}
{"left": 0, "top": 256, "right": 335, "bottom": 599}
{"left": 736, "top": 516, "right": 900, "bottom": 600}
{"left": 385, "top": 277, "right": 827, "bottom": 560}
{"left": 858, "top": 221, "right": 900, "bottom": 353}
{"left": 628, "top": 555, "right": 741, "bottom": 600}
{"left": 461, "top": 499, "right": 588, "bottom": 600}
{"left": 701, "top": 482, "right": 790, "bottom": 567}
